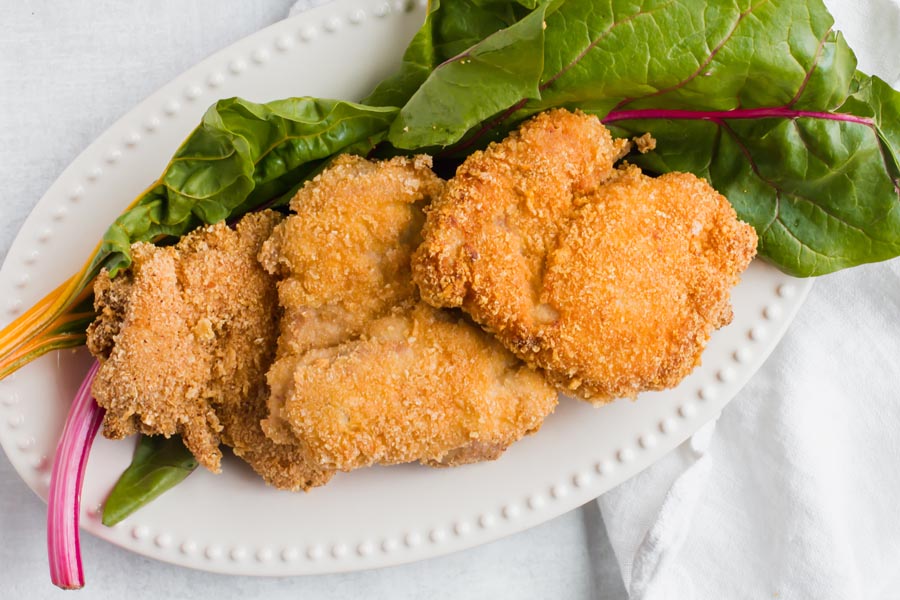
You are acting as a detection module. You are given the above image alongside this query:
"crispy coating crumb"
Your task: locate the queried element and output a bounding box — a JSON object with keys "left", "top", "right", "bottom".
{"left": 284, "top": 303, "right": 557, "bottom": 470}
{"left": 87, "top": 212, "right": 329, "bottom": 490}
{"left": 413, "top": 110, "right": 757, "bottom": 402}
{"left": 262, "top": 154, "right": 556, "bottom": 474}
{"left": 634, "top": 132, "right": 656, "bottom": 154}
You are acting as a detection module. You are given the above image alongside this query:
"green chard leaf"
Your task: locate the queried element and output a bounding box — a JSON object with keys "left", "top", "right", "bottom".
{"left": 382, "top": 0, "right": 900, "bottom": 275}
{"left": 384, "top": 1, "right": 556, "bottom": 149}
{"left": 101, "top": 435, "right": 198, "bottom": 527}
{"left": 97, "top": 97, "right": 398, "bottom": 277}
{"left": 840, "top": 73, "right": 900, "bottom": 180}
{"left": 364, "top": 0, "right": 536, "bottom": 108}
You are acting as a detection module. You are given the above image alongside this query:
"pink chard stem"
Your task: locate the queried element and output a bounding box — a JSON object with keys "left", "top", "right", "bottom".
{"left": 47, "top": 360, "right": 104, "bottom": 590}
{"left": 601, "top": 107, "right": 875, "bottom": 125}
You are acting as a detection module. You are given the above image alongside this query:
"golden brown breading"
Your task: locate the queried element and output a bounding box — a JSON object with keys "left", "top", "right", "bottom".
{"left": 87, "top": 212, "right": 329, "bottom": 490}
{"left": 284, "top": 303, "right": 556, "bottom": 471}
{"left": 261, "top": 154, "right": 556, "bottom": 474}
{"left": 217, "top": 386, "right": 329, "bottom": 490}
{"left": 258, "top": 153, "right": 445, "bottom": 444}
{"left": 259, "top": 153, "right": 443, "bottom": 357}
{"left": 413, "top": 110, "right": 757, "bottom": 402}
{"left": 412, "top": 108, "right": 629, "bottom": 335}
{"left": 86, "top": 273, "right": 131, "bottom": 360}
{"left": 537, "top": 166, "right": 757, "bottom": 400}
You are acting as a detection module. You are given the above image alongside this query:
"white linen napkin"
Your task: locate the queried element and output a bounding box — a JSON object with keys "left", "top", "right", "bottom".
{"left": 601, "top": 256, "right": 900, "bottom": 600}
{"left": 597, "top": 4, "right": 900, "bottom": 598}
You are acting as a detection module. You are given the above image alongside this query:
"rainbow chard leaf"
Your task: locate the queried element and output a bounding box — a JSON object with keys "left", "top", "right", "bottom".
{"left": 363, "top": 0, "right": 534, "bottom": 108}
{"left": 99, "top": 97, "right": 398, "bottom": 277}
{"left": 383, "top": 0, "right": 555, "bottom": 149}
{"left": 383, "top": 0, "right": 900, "bottom": 276}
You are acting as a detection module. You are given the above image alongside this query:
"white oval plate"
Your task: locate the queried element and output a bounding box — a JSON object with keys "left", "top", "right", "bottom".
{"left": 0, "top": 0, "right": 811, "bottom": 576}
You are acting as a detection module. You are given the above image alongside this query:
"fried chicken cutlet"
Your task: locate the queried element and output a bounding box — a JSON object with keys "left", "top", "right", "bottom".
{"left": 538, "top": 165, "right": 757, "bottom": 399}
{"left": 87, "top": 211, "right": 329, "bottom": 490}
{"left": 258, "top": 154, "right": 445, "bottom": 445}
{"left": 259, "top": 154, "right": 557, "bottom": 472}
{"left": 413, "top": 109, "right": 757, "bottom": 402}
{"left": 285, "top": 303, "right": 554, "bottom": 470}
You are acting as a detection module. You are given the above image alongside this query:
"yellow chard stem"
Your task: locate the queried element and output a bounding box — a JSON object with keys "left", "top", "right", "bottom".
{"left": 0, "top": 255, "right": 97, "bottom": 380}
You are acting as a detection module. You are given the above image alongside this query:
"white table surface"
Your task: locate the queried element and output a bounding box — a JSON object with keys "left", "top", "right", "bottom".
{"left": 0, "top": 2, "right": 627, "bottom": 598}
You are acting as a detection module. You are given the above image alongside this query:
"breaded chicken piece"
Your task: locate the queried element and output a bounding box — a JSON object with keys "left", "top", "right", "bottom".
{"left": 285, "top": 303, "right": 555, "bottom": 471}
{"left": 413, "top": 110, "right": 757, "bottom": 402}
{"left": 259, "top": 153, "right": 445, "bottom": 444}
{"left": 259, "top": 155, "right": 440, "bottom": 357}
{"left": 412, "top": 108, "right": 628, "bottom": 338}
{"left": 538, "top": 166, "right": 757, "bottom": 400}
{"left": 260, "top": 154, "right": 557, "bottom": 472}
{"left": 87, "top": 212, "right": 330, "bottom": 490}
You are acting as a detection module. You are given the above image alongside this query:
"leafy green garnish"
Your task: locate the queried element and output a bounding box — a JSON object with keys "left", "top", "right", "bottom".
{"left": 380, "top": 1, "right": 554, "bottom": 149}
{"left": 375, "top": 0, "right": 900, "bottom": 276}
{"left": 101, "top": 436, "right": 198, "bottom": 527}
{"left": 363, "top": 0, "right": 535, "bottom": 109}
{"left": 97, "top": 97, "right": 397, "bottom": 277}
